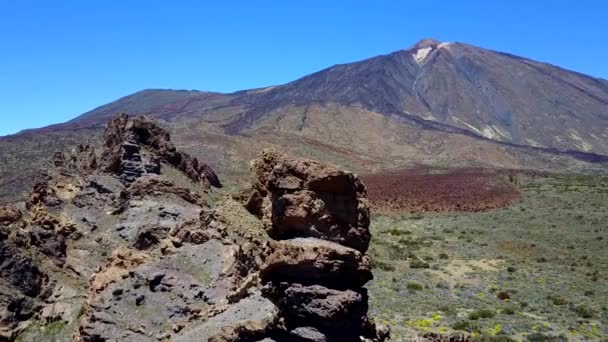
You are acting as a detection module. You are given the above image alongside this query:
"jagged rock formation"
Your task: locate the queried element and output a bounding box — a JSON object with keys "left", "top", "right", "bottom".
{"left": 246, "top": 149, "right": 371, "bottom": 252}
{"left": 0, "top": 115, "right": 387, "bottom": 342}
{"left": 246, "top": 149, "right": 387, "bottom": 341}
{"left": 100, "top": 114, "right": 222, "bottom": 187}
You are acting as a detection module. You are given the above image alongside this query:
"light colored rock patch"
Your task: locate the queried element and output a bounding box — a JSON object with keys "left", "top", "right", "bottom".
{"left": 525, "top": 138, "right": 542, "bottom": 147}
{"left": 481, "top": 125, "right": 511, "bottom": 140}
{"left": 451, "top": 117, "right": 484, "bottom": 136}
{"left": 438, "top": 42, "right": 453, "bottom": 49}
{"left": 568, "top": 129, "right": 592, "bottom": 151}
{"left": 174, "top": 293, "right": 278, "bottom": 342}
{"left": 429, "top": 258, "right": 503, "bottom": 286}
{"left": 413, "top": 47, "right": 433, "bottom": 64}
{"left": 250, "top": 86, "right": 276, "bottom": 94}
{"left": 421, "top": 112, "right": 439, "bottom": 121}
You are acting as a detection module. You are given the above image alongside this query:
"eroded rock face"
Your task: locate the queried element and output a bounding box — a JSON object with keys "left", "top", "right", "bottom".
{"left": 0, "top": 227, "right": 52, "bottom": 340}
{"left": 1, "top": 117, "right": 387, "bottom": 342}
{"left": 246, "top": 149, "right": 388, "bottom": 342}
{"left": 260, "top": 238, "right": 372, "bottom": 289}
{"left": 0, "top": 206, "right": 21, "bottom": 226}
{"left": 246, "top": 149, "right": 371, "bottom": 252}
{"left": 100, "top": 114, "right": 221, "bottom": 187}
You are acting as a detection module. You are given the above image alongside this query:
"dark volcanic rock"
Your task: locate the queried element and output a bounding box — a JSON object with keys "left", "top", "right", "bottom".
{"left": 0, "top": 228, "right": 51, "bottom": 340}
{"left": 264, "top": 283, "right": 367, "bottom": 333}
{"left": 100, "top": 114, "right": 221, "bottom": 187}
{"left": 247, "top": 149, "right": 371, "bottom": 252}
{"left": 0, "top": 206, "right": 21, "bottom": 225}
{"left": 260, "top": 238, "right": 372, "bottom": 289}
{"left": 247, "top": 149, "right": 387, "bottom": 342}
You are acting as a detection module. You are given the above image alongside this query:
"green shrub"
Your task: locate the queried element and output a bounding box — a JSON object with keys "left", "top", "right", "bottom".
{"left": 452, "top": 320, "right": 471, "bottom": 331}
{"left": 406, "top": 282, "right": 423, "bottom": 291}
{"left": 474, "top": 336, "right": 515, "bottom": 342}
{"left": 497, "top": 291, "right": 510, "bottom": 300}
{"left": 573, "top": 304, "right": 594, "bottom": 318}
{"left": 386, "top": 228, "right": 411, "bottom": 236}
{"left": 526, "top": 333, "right": 567, "bottom": 342}
{"left": 501, "top": 307, "right": 515, "bottom": 315}
{"left": 468, "top": 309, "right": 495, "bottom": 320}
{"left": 409, "top": 257, "right": 430, "bottom": 269}
{"left": 548, "top": 295, "right": 568, "bottom": 306}
{"left": 370, "top": 258, "right": 395, "bottom": 271}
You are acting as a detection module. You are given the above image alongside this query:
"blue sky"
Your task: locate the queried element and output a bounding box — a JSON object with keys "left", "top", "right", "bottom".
{"left": 0, "top": 0, "right": 606, "bottom": 136}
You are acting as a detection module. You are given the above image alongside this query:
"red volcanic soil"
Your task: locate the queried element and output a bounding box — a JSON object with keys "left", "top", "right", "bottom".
{"left": 362, "top": 167, "right": 528, "bottom": 214}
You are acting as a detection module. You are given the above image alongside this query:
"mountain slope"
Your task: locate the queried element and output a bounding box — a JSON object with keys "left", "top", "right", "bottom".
{"left": 1, "top": 38, "right": 608, "bottom": 202}
{"left": 226, "top": 38, "right": 608, "bottom": 153}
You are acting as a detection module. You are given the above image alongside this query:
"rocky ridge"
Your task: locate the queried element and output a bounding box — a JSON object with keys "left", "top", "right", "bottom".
{"left": 0, "top": 114, "right": 387, "bottom": 341}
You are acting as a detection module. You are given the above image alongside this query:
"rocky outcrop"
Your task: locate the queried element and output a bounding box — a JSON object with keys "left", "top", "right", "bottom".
{"left": 246, "top": 149, "right": 371, "bottom": 252}
{"left": 1, "top": 116, "right": 387, "bottom": 342}
{"left": 0, "top": 206, "right": 21, "bottom": 226}
{"left": 247, "top": 149, "right": 388, "bottom": 342}
{"left": 0, "top": 226, "right": 52, "bottom": 340}
{"left": 100, "top": 114, "right": 221, "bottom": 187}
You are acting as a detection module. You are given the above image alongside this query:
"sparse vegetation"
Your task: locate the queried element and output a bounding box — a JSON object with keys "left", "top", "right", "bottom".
{"left": 407, "top": 282, "right": 423, "bottom": 291}
{"left": 468, "top": 309, "right": 495, "bottom": 320}
{"left": 368, "top": 174, "right": 608, "bottom": 340}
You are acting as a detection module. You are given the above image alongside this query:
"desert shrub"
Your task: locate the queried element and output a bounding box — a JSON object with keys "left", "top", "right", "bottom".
{"left": 468, "top": 309, "right": 495, "bottom": 320}
{"left": 439, "top": 304, "right": 457, "bottom": 316}
{"left": 548, "top": 295, "right": 568, "bottom": 306}
{"left": 573, "top": 304, "right": 594, "bottom": 318}
{"left": 452, "top": 320, "right": 482, "bottom": 333}
{"left": 501, "top": 307, "right": 515, "bottom": 315}
{"left": 387, "top": 244, "right": 408, "bottom": 260}
{"left": 536, "top": 257, "right": 547, "bottom": 263}
{"left": 506, "top": 266, "right": 517, "bottom": 273}
{"left": 406, "top": 282, "right": 423, "bottom": 291}
{"left": 370, "top": 258, "right": 395, "bottom": 271}
{"left": 452, "top": 320, "right": 471, "bottom": 331}
{"left": 584, "top": 290, "right": 595, "bottom": 296}
{"left": 497, "top": 291, "right": 510, "bottom": 300}
{"left": 438, "top": 252, "right": 449, "bottom": 259}
{"left": 436, "top": 282, "right": 450, "bottom": 289}
{"left": 474, "top": 336, "right": 515, "bottom": 342}
{"left": 409, "top": 257, "right": 430, "bottom": 269}
{"left": 526, "top": 333, "right": 567, "bottom": 342}
{"left": 386, "top": 228, "right": 411, "bottom": 236}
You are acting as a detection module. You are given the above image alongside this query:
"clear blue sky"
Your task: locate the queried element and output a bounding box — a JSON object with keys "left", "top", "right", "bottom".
{"left": 1, "top": 0, "right": 606, "bottom": 136}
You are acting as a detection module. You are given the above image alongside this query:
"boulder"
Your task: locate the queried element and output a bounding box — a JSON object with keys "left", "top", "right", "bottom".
{"left": 0, "top": 206, "right": 21, "bottom": 226}
{"left": 247, "top": 149, "right": 370, "bottom": 252}
{"left": 260, "top": 238, "right": 372, "bottom": 289}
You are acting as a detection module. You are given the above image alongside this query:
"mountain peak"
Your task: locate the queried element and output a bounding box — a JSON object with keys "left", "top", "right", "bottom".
{"left": 408, "top": 38, "right": 444, "bottom": 64}
{"left": 411, "top": 38, "right": 441, "bottom": 50}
